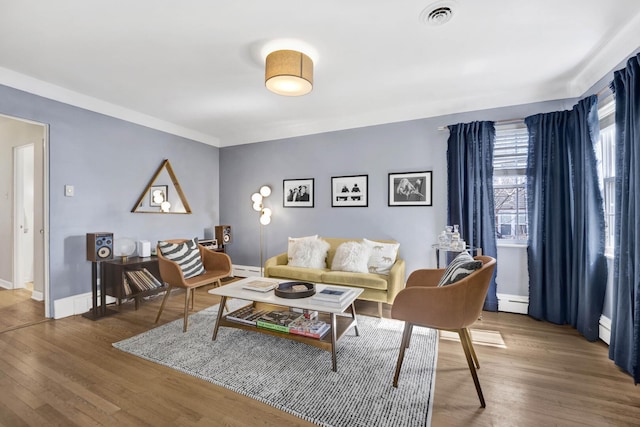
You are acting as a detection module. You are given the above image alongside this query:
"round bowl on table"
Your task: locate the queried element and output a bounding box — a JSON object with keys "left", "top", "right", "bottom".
{"left": 274, "top": 281, "right": 315, "bottom": 299}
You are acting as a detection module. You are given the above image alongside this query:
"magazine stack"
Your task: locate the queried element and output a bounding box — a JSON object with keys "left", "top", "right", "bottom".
{"left": 241, "top": 280, "right": 278, "bottom": 292}
{"left": 310, "top": 286, "right": 357, "bottom": 308}
{"left": 288, "top": 317, "right": 330, "bottom": 339}
{"left": 292, "top": 308, "right": 318, "bottom": 319}
{"left": 255, "top": 310, "right": 302, "bottom": 333}
{"left": 225, "top": 305, "right": 269, "bottom": 326}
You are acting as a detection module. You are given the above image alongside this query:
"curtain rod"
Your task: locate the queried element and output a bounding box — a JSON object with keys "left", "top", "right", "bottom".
{"left": 438, "top": 88, "right": 614, "bottom": 131}
{"left": 596, "top": 85, "right": 613, "bottom": 98}
{"left": 437, "top": 118, "right": 523, "bottom": 131}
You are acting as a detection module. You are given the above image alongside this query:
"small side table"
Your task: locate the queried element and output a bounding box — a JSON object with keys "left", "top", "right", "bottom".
{"left": 432, "top": 244, "right": 482, "bottom": 268}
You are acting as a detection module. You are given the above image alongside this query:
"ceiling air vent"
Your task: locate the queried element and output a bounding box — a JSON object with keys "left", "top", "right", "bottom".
{"left": 420, "top": 2, "right": 456, "bottom": 26}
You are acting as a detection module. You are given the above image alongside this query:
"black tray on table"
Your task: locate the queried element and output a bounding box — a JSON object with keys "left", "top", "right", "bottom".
{"left": 274, "top": 281, "right": 315, "bottom": 299}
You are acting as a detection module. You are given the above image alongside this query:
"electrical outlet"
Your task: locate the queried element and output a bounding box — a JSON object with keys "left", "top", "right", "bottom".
{"left": 65, "top": 185, "right": 74, "bottom": 197}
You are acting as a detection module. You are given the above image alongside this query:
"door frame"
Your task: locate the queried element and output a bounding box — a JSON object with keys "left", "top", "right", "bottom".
{"left": 5, "top": 113, "right": 50, "bottom": 318}
{"left": 43, "top": 124, "right": 50, "bottom": 318}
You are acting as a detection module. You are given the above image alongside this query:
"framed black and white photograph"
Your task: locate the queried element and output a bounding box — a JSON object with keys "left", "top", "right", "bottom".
{"left": 149, "top": 185, "right": 168, "bottom": 207}
{"left": 388, "top": 171, "right": 432, "bottom": 206}
{"left": 331, "top": 175, "right": 368, "bottom": 207}
{"left": 283, "top": 178, "right": 314, "bottom": 208}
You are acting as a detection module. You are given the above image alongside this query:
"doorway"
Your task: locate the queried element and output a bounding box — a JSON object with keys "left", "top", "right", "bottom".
{"left": 13, "top": 144, "right": 34, "bottom": 293}
{"left": 0, "top": 114, "right": 49, "bottom": 321}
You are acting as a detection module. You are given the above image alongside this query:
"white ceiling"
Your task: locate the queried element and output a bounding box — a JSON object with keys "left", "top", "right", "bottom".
{"left": 1, "top": 0, "right": 639, "bottom": 147}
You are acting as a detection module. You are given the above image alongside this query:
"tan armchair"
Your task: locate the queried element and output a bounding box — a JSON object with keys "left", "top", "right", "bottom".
{"left": 391, "top": 255, "right": 496, "bottom": 408}
{"left": 155, "top": 239, "right": 232, "bottom": 332}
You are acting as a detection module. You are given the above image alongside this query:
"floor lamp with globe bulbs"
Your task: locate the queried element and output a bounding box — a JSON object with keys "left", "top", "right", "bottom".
{"left": 251, "top": 185, "right": 272, "bottom": 276}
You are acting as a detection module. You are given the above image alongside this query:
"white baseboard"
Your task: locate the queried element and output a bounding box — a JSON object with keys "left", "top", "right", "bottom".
{"left": 599, "top": 315, "right": 611, "bottom": 345}
{"left": 497, "top": 293, "right": 529, "bottom": 314}
{"left": 53, "top": 290, "right": 117, "bottom": 319}
{"left": 232, "top": 264, "right": 262, "bottom": 278}
{"left": 53, "top": 267, "right": 257, "bottom": 318}
{"left": 0, "top": 279, "right": 12, "bottom": 289}
{"left": 31, "top": 290, "right": 44, "bottom": 301}
{"left": 497, "top": 294, "right": 612, "bottom": 345}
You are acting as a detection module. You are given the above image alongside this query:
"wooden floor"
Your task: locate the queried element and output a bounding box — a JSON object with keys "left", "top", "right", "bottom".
{"left": 0, "top": 288, "right": 47, "bottom": 333}
{"left": 1, "top": 285, "right": 639, "bottom": 427}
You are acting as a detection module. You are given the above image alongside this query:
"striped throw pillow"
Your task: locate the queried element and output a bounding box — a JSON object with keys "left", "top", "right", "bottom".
{"left": 158, "top": 238, "right": 205, "bottom": 279}
{"left": 437, "top": 251, "right": 483, "bottom": 286}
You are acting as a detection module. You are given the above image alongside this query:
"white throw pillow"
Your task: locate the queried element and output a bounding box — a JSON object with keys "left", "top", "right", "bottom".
{"left": 287, "top": 235, "right": 319, "bottom": 262}
{"left": 289, "top": 238, "right": 330, "bottom": 269}
{"left": 331, "top": 241, "right": 371, "bottom": 273}
{"left": 363, "top": 238, "right": 399, "bottom": 275}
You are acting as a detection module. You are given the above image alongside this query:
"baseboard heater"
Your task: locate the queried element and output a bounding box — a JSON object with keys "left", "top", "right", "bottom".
{"left": 497, "top": 293, "right": 529, "bottom": 314}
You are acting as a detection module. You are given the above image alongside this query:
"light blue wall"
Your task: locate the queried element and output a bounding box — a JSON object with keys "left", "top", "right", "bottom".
{"left": 0, "top": 84, "right": 220, "bottom": 316}
{"left": 2, "top": 59, "right": 620, "bottom": 317}
{"left": 219, "top": 98, "right": 575, "bottom": 291}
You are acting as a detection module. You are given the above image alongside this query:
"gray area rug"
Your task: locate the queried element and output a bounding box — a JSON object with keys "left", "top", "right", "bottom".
{"left": 113, "top": 300, "right": 438, "bottom": 427}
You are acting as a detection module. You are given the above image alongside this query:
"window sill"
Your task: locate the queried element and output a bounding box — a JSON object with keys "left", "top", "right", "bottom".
{"left": 497, "top": 241, "right": 528, "bottom": 249}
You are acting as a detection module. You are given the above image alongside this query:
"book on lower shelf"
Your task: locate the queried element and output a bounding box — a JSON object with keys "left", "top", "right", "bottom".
{"left": 288, "top": 317, "right": 330, "bottom": 339}
{"left": 242, "top": 279, "right": 278, "bottom": 292}
{"left": 225, "top": 305, "right": 268, "bottom": 326}
{"left": 255, "top": 310, "right": 303, "bottom": 333}
{"left": 291, "top": 307, "right": 318, "bottom": 319}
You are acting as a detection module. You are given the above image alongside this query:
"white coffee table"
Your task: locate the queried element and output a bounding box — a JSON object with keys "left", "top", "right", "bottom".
{"left": 208, "top": 277, "right": 363, "bottom": 371}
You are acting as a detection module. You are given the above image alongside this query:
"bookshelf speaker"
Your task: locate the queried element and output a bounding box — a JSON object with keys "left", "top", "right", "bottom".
{"left": 215, "top": 225, "right": 232, "bottom": 245}
{"left": 86, "top": 232, "right": 114, "bottom": 262}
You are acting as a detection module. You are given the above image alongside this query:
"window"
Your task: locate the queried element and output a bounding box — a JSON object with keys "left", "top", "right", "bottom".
{"left": 493, "top": 123, "right": 528, "bottom": 242}
{"left": 492, "top": 100, "right": 614, "bottom": 247}
{"left": 595, "top": 95, "right": 616, "bottom": 253}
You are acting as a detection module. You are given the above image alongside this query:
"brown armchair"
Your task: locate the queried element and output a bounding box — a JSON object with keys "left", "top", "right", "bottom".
{"left": 155, "top": 239, "right": 233, "bottom": 332}
{"left": 391, "top": 255, "right": 496, "bottom": 408}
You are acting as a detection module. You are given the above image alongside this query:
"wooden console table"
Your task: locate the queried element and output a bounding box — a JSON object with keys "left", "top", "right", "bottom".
{"left": 103, "top": 256, "right": 166, "bottom": 309}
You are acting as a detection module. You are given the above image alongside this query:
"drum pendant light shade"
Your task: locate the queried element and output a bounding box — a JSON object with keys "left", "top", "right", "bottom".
{"left": 265, "top": 50, "right": 313, "bottom": 96}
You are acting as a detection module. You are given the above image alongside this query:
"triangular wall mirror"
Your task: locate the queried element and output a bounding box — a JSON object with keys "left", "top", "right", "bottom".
{"left": 132, "top": 159, "right": 192, "bottom": 214}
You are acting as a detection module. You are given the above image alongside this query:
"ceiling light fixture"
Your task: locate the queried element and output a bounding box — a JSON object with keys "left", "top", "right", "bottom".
{"left": 265, "top": 49, "right": 313, "bottom": 96}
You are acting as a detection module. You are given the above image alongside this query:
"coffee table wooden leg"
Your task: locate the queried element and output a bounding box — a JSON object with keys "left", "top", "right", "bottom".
{"left": 350, "top": 302, "right": 360, "bottom": 336}
{"left": 212, "top": 296, "right": 227, "bottom": 341}
{"left": 331, "top": 313, "right": 338, "bottom": 372}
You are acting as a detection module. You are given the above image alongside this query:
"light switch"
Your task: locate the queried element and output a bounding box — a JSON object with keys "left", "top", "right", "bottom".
{"left": 65, "top": 185, "right": 74, "bottom": 197}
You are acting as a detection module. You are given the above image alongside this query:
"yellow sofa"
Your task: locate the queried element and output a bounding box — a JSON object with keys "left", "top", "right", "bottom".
{"left": 264, "top": 237, "right": 405, "bottom": 316}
